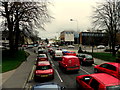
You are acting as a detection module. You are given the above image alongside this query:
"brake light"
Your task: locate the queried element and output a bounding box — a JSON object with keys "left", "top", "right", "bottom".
{"left": 65, "top": 64, "right": 67, "bottom": 67}
{"left": 35, "top": 71, "right": 38, "bottom": 74}
{"left": 83, "top": 58, "right": 86, "bottom": 61}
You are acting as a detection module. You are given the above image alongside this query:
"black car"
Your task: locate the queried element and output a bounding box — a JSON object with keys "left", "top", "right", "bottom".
{"left": 32, "top": 82, "right": 65, "bottom": 90}
{"left": 76, "top": 54, "right": 94, "bottom": 66}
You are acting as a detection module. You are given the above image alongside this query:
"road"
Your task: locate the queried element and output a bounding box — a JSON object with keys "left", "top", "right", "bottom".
{"left": 24, "top": 47, "right": 95, "bottom": 89}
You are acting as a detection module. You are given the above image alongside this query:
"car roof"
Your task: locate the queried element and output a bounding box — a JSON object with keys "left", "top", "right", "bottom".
{"left": 90, "top": 73, "right": 120, "bottom": 86}
{"left": 37, "top": 61, "right": 50, "bottom": 66}
{"left": 55, "top": 50, "right": 62, "bottom": 52}
{"left": 63, "top": 55, "right": 78, "bottom": 58}
{"left": 103, "top": 62, "right": 120, "bottom": 67}
{"left": 32, "top": 82, "right": 60, "bottom": 90}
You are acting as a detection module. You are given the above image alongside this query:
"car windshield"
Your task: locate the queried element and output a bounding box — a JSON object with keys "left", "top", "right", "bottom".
{"left": 38, "top": 55, "right": 46, "bottom": 58}
{"left": 36, "top": 65, "right": 51, "bottom": 70}
{"left": 106, "top": 85, "right": 120, "bottom": 90}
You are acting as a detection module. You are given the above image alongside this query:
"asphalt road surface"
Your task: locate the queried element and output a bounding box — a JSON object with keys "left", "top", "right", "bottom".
{"left": 24, "top": 47, "right": 95, "bottom": 90}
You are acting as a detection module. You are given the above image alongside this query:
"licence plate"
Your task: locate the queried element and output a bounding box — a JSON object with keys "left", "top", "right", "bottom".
{"left": 41, "top": 75, "right": 48, "bottom": 77}
{"left": 41, "top": 59, "right": 45, "bottom": 60}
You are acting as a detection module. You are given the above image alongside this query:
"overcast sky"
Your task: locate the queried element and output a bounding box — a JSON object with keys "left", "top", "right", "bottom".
{"left": 38, "top": 0, "right": 104, "bottom": 39}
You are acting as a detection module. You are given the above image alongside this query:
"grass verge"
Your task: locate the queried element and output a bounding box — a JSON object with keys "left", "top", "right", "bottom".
{"left": 2, "top": 50, "right": 30, "bottom": 73}
{"left": 86, "top": 52, "right": 116, "bottom": 62}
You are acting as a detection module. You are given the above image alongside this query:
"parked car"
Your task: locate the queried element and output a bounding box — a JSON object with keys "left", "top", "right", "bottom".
{"left": 34, "top": 61, "right": 54, "bottom": 81}
{"left": 97, "top": 45, "right": 105, "bottom": 49}
{"left": 94, "top": 62, "right": 120, "bottom": 79}
{"left": 53, "top": 50, "right": 63, "bottom": 60}
{"left": 32, "top": 82, "right": 65, "bottom": 90}
{"left": 76, "top": 73, "right": 120, "bottom": 90}
{"left": 37, "top": 54, "right": 48, "bottom": 62}
{"left": 59, "top": 55, "right": 80, "bottom": 72}
{"left": 67, "top": 45, "right": 74, "bottom": 48}
{"left": 76, "top": 54, "right": 94, "bottom": 65}
{"left": 64, "top": 51, "right": 76, "bottom": 56}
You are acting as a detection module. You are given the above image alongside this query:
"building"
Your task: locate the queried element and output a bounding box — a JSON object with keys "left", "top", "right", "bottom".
{"left": 60, "top": 30, "right": 74, "bottom": 45}
{"left": 79, "top": 32, "right": 108, "bottom": 46}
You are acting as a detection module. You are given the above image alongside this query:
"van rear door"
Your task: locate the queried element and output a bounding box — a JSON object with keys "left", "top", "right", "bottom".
{"left": 66, "top": 58, "right": 80, "bottom": 67}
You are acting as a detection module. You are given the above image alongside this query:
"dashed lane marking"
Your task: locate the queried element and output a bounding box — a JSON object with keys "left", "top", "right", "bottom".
{"left": 80, "top": 67, "right": 90, "bottom": 75}
{"left": 55, "top": 69, "right": 63, "bottom": 83}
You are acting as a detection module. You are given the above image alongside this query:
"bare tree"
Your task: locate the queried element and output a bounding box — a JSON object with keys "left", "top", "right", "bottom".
{"left": 92, "top": 0, "right": 120, "bottom": 56}
{"left": 0, "top": 1, "right": 53, "bottom": 52}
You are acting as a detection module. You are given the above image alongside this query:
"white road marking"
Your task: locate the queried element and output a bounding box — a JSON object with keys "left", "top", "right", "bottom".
{"left": 80, "top": 67, "right": 90, "bottom": 75}
{"left": 23, "top": 65, "right": 35, "bottom": 89}
{"left": 55, "top": 69, "right": 63, "bottom": 83}
{"left": 48, "top": 54, "right": 63, "bottom": 82}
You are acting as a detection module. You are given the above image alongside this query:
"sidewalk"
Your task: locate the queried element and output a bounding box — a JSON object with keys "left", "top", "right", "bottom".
{"left": 2, "top": 50, "right": 37, "bottom": 89}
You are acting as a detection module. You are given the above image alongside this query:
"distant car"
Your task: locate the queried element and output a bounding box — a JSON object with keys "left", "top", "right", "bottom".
{"left": 65, "top": 51, "right": 76, "bottom": 56}
{"left": 53, "top": 50, "right": 63, "bottom": 60}
{"left": 76, "top": 54, "right": 94, "bottom": 65}
{"left": 38, "top": 49, "right": 47, "bottom": 54}
{"left": 76, "top": 73, "right": 120, "bottom": 90}
{"left": 37, "top": 54, "right": 48, "bottom": 62}
{"left": 22, "top": 44, "right": 27, "bottom": 47}
{"left": 68, "top": 45, "right": 74, "bottom": 48}
{"left": 97, "top": 45, "right": 105, "bottom": 49}
{"left": 27, "top": 44, "right": 34, "bottom": 48}
{"left": 34, "top": 61, "right": 54, "bottom": 81}
{"left": 94, "top": 62, "right": 120, "bottom": 79}
{"left": 32, "top": 82, "right": 65, "bottom": 90}
{"left": 59, "top": 55, "right": 80, "bottom": 72}
{"left": 55, "top": 45, "right": 59, "bottom": 47}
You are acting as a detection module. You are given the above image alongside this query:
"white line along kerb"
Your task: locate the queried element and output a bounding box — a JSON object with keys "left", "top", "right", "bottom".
{"left": 55, "top": 69, "right": 63, "bottom": 82}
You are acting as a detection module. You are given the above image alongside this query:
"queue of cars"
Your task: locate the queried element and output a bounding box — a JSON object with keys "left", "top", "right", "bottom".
{"left": 31, "top": 44, "right": 120, "bottom": 90}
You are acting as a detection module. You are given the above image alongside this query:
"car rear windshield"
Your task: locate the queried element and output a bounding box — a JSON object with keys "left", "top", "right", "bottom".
{"left": 36, "top": 65, "right": 51, "bottom": 70}
{"left": 106, "top": 85, "right": 120, "bottom": 90}
{"left": 85, "top": 55, "right": 93, "bottom": 59}
{"left": 38, "top": 55, "right": 46, "bottom": 58}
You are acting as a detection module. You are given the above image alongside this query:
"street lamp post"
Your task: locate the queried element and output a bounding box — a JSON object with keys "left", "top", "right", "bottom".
{"left": 70, "top": 19, "right": 79, "bottom": 46}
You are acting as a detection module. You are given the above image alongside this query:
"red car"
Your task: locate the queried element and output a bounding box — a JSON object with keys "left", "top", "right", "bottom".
{"left": 34, "top": 61, "right": 54, "bottom": 81}
{"left": 65, "top": 51, "right": 76, "bottom": 56}
{"left": 94, "top": 62, "right": 120, "bottom": 79}
{"left": 76, "top": 73, "right": 120, "bottom": 90}
{"left": 59, "top": 55, "right": 80, "bottom": 72}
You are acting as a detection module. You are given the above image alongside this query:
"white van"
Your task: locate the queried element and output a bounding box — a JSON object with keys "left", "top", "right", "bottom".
{"left": 53, "top": 50, "right": 63, "bottom": 60}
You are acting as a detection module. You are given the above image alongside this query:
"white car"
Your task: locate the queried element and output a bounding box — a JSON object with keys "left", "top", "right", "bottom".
{"left": 97, "top": 45, "right": 105, "bottom": 49}
{"left": 68, "top": 45, "right": 74, "bottom": 48}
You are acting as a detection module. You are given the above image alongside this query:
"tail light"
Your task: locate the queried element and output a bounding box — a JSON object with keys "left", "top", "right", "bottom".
{"left": 65, "top": 64, "right": 67, "bottom": 67}
{"left": 83, "top": 58, "right": 86, "bottom": 61}
{"left": 35, "top": 71, "right": 38, "bottom": 74}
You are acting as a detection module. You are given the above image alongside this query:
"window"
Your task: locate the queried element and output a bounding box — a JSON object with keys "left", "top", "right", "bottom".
{"left": 100, "top": 64, "right": 108, "bottom": 68}
{"left": 90, "top": 79, "right": 100, "bottom": 90}
{"left": 107, "top": 64, "right": 116, "bottom": 71}
{"left": 36, "top": 65, "right": 51, "bottom": 70}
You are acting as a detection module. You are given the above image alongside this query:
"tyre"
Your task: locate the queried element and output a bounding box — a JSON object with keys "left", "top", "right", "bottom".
{"left": 94, "top": 68, "right": 98, "bottom": 73}
{"left": 81, "top": 61, "right": 84, "bottom": 66}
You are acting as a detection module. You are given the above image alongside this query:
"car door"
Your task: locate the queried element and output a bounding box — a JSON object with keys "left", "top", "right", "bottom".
{"left": 106, "top": 64, "right": 117, "bottom": 78}
{"left": 78, "top": 76, "right": 93, "bottom": 90}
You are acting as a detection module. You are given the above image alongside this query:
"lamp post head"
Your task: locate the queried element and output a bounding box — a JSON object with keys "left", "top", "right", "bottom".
{"left": 70, "top": 19, "right": 73, "bottom": 21}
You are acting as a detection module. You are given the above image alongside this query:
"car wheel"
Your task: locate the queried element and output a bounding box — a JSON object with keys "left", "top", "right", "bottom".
{"left": 76, "top": 82, "right": 80, "bottom": 89}
{"left": 59, "top": 63, "right": 61, "bottom": 68}
{"left": 94, "top": 68, "right": 98, "bottom": 73}
{"left": 81, "top": 61, "right": 84, "bottom": 66}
